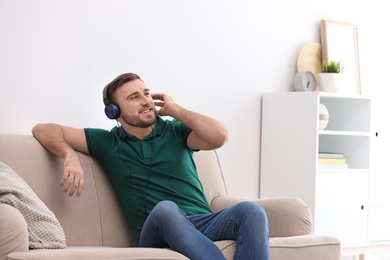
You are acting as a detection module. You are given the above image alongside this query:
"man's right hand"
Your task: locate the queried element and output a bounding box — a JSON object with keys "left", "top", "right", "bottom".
{"left": 60, "top": 151, "right": 85, "bottom": 197}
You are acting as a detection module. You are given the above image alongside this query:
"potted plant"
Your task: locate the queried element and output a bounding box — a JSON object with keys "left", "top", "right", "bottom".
{"left": 319, "top": 60, "right": 344, "bottom": 92}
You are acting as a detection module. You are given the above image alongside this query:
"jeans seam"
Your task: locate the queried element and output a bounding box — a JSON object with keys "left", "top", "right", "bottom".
{"left": 203, "top": 217, "right": 240, "bottom": 239}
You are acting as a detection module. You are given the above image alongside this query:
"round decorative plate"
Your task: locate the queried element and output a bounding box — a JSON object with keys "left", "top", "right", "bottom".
{"left": 297, "top": 42, "right": 322, "bottom": 90}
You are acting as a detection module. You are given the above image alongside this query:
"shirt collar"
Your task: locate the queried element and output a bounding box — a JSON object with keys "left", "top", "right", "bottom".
{"left": 116, "top": 116, "right": 165, "bottom": 141}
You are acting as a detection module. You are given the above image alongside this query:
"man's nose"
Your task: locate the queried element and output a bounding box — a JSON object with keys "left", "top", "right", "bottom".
{"left": 141, "top": 95, "right": 151, "bottom": 105}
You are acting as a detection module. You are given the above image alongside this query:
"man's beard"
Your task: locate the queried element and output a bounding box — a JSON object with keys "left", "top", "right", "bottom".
{"left": 121, "top": 108, "right": 157, "bottom": 128}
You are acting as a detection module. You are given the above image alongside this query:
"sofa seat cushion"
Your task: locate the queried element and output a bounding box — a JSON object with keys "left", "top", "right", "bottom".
{"left": 7, "top": 237, "right": 340, "bottom": 260}
{"left": 270, "top": 235, "right": 340, "bottom": 260}
{"left": 7, "top": 241, "right": 237, "bottom": 260}
{"left": 7, "top": 247, "right": 188, "bottom": 260}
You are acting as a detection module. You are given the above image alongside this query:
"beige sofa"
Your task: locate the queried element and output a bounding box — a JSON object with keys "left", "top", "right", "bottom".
{"left": 0, "top": 134, "right": 340, "bottom": 260}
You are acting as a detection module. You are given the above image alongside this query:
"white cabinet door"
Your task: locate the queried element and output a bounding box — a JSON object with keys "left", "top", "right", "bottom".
{"left": 369, "top": 207, "right": 390, "bottom": 242}
{"left": 315, "top": 171, "right": 369, "bottom": 244}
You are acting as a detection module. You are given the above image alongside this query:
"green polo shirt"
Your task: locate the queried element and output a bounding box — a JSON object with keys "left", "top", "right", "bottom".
{"left": 84, "top": 116, "right": 213, "bottom": 238}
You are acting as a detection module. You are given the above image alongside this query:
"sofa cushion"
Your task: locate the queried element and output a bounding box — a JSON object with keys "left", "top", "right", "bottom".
{"left": 7, "top": 247, "right": 189, "bottom": 260}
{"left": 270, "top": 235, "right": 340, "bottom": 260}
{"left": 7, "top": 241, "right": 236, "bottom": 260}
{"left": 0, "top": 162, "right": 65, "bottom": 249}
{"left": 0, "top": 134, "right": 133, "bottom": 247}
{"left": 7, "top": 237, "right": 340, "bottom": 260}
{"left": 0, "top": 203, "right": 29, "bottom": 260}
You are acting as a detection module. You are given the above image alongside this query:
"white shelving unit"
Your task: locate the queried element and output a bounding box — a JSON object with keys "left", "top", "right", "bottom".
{"left": 260, "top": 92, "right": 371, "bottom": 245}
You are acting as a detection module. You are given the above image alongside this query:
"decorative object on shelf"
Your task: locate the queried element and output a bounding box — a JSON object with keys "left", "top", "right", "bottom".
{"left": 318, "top": 103, "right": 329, "bottom": 130}
{"left": 296, "top": 42, "right": 322, "bottom": 91}
{"left": 320, "top": 20, "right": 361, "bottom": 95}
{"left": 294, "top": 71, "right": 317, "bottom": 92}
{"left": 319, "top": 60, "right": 344, "bottom": 92}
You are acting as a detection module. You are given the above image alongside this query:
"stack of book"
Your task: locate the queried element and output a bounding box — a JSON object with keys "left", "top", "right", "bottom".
{"left": 318, "top": 152, "right": 348, "bottom": 169}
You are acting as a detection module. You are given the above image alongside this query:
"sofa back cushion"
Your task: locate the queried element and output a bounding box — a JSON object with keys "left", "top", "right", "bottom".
{"left": 193, "top": 150, "right": 227, "bottom": 205}
{"left": 0, "top": 134, "right": 132, "bottom": 247}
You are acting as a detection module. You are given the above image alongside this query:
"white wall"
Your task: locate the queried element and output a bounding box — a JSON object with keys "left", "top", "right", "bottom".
{"left": 0, "top": 0, "right": 388, "bottom": 197}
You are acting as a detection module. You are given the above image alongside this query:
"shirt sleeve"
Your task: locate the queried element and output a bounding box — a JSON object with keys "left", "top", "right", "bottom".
{"left": 84, "top": 128, "right": 117, "bottom": 159}
{"left": 170, "top": 119, "right": 194, "bottom": 150}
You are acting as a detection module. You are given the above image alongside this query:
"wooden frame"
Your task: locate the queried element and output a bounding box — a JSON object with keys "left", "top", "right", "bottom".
{"left": 320, "top": 20, "right": 361, "bottom": 95}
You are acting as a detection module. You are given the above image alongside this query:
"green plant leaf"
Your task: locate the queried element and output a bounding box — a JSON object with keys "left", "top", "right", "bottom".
{"left": 321, "top": 60, "right": 344, "bottom": 73}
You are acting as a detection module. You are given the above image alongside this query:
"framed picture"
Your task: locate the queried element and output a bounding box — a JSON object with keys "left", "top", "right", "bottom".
{"left": 320, "top": 20, "right": 361, "bottom": 95}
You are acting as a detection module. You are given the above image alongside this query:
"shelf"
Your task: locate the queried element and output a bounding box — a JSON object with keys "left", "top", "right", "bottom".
{"left": 319, "top": 91, "right": 371, "bottom": 100}
{"left": 319, "top": 97, "right": 371, "bottom": 132}
{"left": 319, "top": 130, "right": 371, "bottom": 137}
{"left": 319, "top": 134, "right": 370, "bottom": 169}
{"left": 317, "top": 168, "right": 369, "bottom": 173}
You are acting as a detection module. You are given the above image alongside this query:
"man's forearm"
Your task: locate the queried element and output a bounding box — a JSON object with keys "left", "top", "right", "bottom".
{"left": 169, "top": 104, "right": 229, "bottom": 148}
{"left": 32, "top": 123, "right": 77, "bottom": 159}
{"left": 32, "top": 123, "right": 85, "bottom": 197}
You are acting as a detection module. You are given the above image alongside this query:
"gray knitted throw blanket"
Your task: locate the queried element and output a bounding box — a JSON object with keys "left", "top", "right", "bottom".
{"left": 0, "top": 162, "right": 66, "bottom": 249}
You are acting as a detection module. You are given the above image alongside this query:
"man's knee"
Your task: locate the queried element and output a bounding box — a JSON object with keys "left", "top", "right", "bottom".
{"left": 151, "top": 200, "right": 179, "bottom": 216}
{"left": 236, "top": 201, "right": 268, "bottom": 222}
{"left": 144, "top": 200, "right": 191, "bottom": 240}
{"left": 148, "top": 200, "right": 187, "bottom": 224}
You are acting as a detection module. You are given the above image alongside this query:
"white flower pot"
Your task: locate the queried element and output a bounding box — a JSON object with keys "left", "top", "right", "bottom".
{"left": 319, "top": 73, "right": 343, "bottom": 92}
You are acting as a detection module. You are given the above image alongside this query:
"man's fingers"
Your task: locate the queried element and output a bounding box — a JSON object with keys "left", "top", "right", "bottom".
{"left": 61, "top": 157, "right": 85, "bottom": 197}
{"left": 151, "top": 93, "right": 163, "bottom": 100}
{"left": 60, "top": 173, "right": 84, "bottom": 197}
{"left": 154, "top": 101, "right": 164, "bottom": 107}
{"left": 62, "top": 175, "right": 74, "bottom": 194}
{"left": 76, "top": 178, "right": 85, "bottom": 197}
{"left": 68, "top": 177, "right": 78, "bottom": 197}
{"left": 59, "top": 173, "right": 68, "bottom": 187}
{"left": 68, "top": 177, "right": 84, "bottom": 197}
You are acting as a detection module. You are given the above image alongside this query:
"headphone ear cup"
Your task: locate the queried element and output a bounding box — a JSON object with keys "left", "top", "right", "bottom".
{"left": 105, "top": 103, "right": 121, "bottom": 119}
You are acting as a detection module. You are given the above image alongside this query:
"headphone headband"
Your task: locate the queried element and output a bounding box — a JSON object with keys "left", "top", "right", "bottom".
{"left": 102, "top": 84, "right": 110, "bottom": 106}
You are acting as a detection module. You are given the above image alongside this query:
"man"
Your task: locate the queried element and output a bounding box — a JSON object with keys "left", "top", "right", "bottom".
{"left": 32, "top": 72, "right": 269, "bottom": 260}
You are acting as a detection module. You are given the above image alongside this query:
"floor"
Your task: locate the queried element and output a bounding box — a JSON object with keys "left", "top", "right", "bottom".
{"left": 342, "top": 253, "right": 390, "bottom": 260}
{"left": 366, "top": 254, "right": 390, "bottom": 260}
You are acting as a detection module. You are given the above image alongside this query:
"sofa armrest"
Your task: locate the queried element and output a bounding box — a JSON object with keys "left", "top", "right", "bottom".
{"left": 210, "top": 196, "right": 313, "bottom": 237}
{"left": 0, "top": 203, "right": 29, "bottom": 260}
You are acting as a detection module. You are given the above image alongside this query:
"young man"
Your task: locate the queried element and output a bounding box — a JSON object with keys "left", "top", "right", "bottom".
{"left": 32, "top": 72, "right": 269, "bottom": 260}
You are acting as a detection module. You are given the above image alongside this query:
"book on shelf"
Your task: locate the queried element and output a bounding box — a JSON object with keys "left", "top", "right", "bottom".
{"left": 318, "top": 157, "right": 347, "bottom": 164}
{"left": 318, "top": 152, "right": 344, "bottom": 159}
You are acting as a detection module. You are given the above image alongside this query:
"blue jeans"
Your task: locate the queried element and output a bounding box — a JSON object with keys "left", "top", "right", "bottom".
{"left": 139, "top": 200, "right": 269, "bottom": 260}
